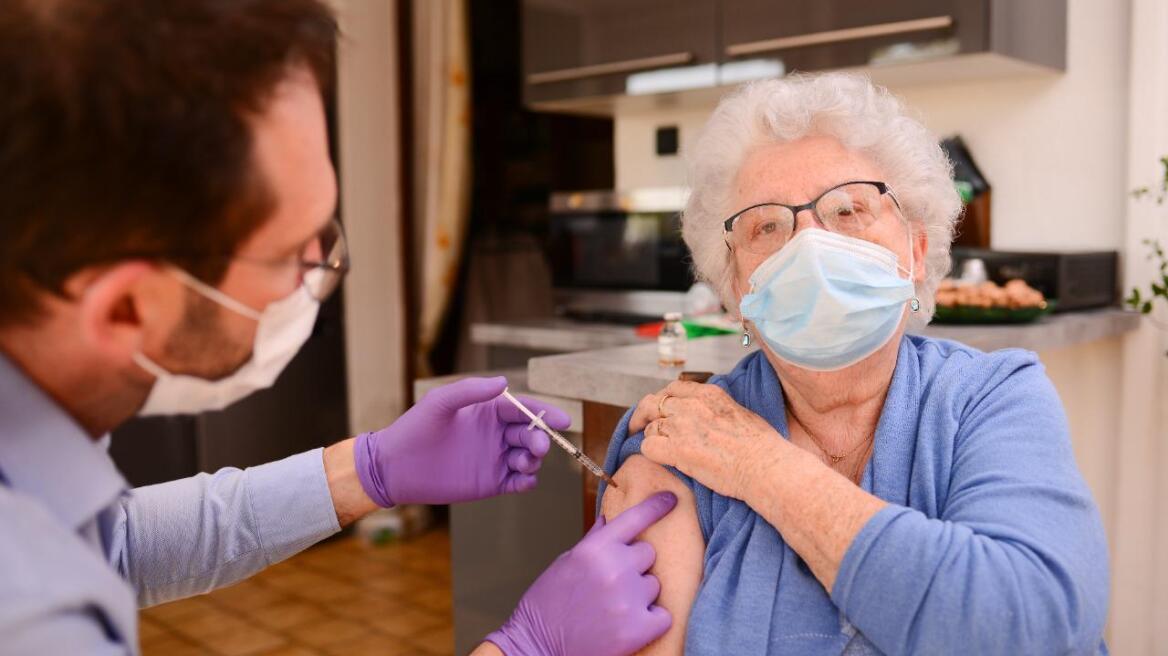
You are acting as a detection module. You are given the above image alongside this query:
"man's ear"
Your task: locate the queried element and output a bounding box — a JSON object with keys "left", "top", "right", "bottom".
{"left": 73, "top": 262, "right": 157, "bottom": 365}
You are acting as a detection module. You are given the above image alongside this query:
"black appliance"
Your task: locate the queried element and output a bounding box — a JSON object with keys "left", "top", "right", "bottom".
{"left": 546, "top": 189, "right": 692, "bottom": 293}
{"left": 950, "top": 248, "right": 1120, "bottom": 312}
{"left": 545, "top": 189, "right": 693, "bottom": 325}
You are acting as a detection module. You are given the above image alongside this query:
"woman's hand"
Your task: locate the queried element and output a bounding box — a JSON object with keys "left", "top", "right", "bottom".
{"left": 630, "top": 381, "right": 781, "bottom": 500}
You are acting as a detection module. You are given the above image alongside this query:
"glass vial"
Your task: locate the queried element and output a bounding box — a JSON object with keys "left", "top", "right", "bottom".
{"left": 657, "top": 312, "right": 687, "bottom": 367}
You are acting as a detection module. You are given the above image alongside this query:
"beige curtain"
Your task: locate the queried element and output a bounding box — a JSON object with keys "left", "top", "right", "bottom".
{"left": 411, "top": 0, "right": 472, "bottom": 377}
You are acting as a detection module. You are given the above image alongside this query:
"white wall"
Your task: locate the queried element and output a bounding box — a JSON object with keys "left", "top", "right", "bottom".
{"left": 1112, "top": 0, "right": 1168, "bottom": 651}
{"left": 615, "top": 108, "right": 710, "bottom": 191}
{"left": 334, "top": 0, "right": 411, "bottom": 433}
{"left": 613, "top": 0, "right": 1166, "bottom": 651}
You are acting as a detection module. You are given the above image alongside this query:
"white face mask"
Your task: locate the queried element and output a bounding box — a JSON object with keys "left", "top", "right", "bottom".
{"left": 133, "top": 269, "right": 320, "bottom": 416}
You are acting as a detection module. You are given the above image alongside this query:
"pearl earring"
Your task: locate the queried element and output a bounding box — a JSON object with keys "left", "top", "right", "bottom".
{"left": 741, "top": 325, "right": 752, "bottom": 347}
{"left": 910, "top": 297, "right": 921, "bottom": 312}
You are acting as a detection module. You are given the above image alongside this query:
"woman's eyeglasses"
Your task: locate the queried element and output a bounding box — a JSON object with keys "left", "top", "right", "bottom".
{"left": 722, "top": 180, "right": 901, "bottom": 256}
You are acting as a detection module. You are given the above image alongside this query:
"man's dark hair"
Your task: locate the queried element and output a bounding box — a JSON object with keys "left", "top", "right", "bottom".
{"left": 0, "top": 0, "right": 338, "bottom": 326}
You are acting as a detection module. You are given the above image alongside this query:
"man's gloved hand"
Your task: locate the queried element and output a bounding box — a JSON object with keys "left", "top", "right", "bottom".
{"left": 485, "top": 492, "right": 678, "bottom": 656}
{"left": 353, "top": 376, "right": 570, "bottom": 506}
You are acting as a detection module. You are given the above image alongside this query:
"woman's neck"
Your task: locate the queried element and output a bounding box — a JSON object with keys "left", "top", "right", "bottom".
{"left": 765, "top": 334, "right": 901, "bottom": 456}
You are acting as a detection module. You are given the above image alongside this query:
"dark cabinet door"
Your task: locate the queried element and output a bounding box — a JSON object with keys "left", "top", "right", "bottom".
{"left": 721, "top": 0, "right": 986, "bottom": 74}
{"left": 523, "top": 0, "right": 717, "bottom": 105}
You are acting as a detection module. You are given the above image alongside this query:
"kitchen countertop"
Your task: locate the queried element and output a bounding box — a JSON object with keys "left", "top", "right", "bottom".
{"left": 526, "top": 309, "right": 1142, "bottom": 408}
{"left": 471, "top": 318, "right": 646, "bottom": 352}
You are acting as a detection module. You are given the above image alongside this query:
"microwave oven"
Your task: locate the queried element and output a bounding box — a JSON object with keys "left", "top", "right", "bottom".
{"left": 546, "top": 188, "right": 693, "bottom": 292}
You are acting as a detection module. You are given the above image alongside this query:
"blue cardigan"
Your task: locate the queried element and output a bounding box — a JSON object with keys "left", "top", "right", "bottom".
{"left": 599, "top": 335, "right": 1109, "bottom": 655}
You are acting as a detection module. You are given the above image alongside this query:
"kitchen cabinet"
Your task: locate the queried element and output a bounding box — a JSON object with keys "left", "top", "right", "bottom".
{"left": 522, "top": 0, "right": 1067, "bottom": 114}
{"left": 721, "top": 0, "right": 984, "bottom": 72}
{"left": 523, "top": 0, "right": 718, "bottom": 107}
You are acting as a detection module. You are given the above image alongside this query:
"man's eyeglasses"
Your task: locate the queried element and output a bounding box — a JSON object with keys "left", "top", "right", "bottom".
{"left": 163, "top": 217, "right": 350, "bottom": 301}
{"left": 722, "top": 181, "right": 901, "bottom": 256}
{"left": 229, "top": 216, "right": 350, "bottom": 301}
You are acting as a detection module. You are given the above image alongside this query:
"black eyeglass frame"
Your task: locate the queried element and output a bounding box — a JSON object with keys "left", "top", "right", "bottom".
{"left": 721, "top": 180, "right": 901, "bottom": 251}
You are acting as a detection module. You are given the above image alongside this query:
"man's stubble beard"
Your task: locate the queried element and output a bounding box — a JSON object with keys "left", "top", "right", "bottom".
{"left": 161, "top": 286, "right": 254, "bottom": 381}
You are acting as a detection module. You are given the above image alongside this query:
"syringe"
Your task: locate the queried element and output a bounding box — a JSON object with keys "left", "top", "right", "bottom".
{"left": 500, "top": 388, "right": 618, "bottom": 489}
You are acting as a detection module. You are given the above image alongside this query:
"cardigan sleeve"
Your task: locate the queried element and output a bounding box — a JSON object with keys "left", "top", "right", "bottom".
{"left": 831, "top": 355, "right": 1109, "bottom": 655}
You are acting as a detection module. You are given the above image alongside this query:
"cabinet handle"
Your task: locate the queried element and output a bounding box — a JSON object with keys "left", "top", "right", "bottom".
{"left": 725, "top": 15, "right": 954, "bottom": 58}
{"left": 527, "top": 52, "right": 695, "bottom": 85}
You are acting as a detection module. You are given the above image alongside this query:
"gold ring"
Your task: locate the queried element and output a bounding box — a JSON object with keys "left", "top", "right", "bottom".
{"left": 657, "top": 394, "right": 670, "bottom": 418}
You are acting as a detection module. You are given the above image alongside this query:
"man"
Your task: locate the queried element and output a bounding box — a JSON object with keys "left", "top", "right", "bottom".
{"left": 0, "top": 1, "right": 674, "bottom": 654}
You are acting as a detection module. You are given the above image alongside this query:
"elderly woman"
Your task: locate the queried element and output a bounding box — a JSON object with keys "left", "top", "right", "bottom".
{"left": 598, "top": 73, "right": 1109, "bottom": 655}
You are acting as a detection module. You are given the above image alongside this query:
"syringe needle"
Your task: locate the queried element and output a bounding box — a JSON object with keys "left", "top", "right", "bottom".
{"left": 500, "top": 388, "right": 618, "bottom": 489}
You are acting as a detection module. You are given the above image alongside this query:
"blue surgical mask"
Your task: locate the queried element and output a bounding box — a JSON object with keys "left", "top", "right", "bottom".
{"left": 738, "top": 228, "right": 915, "bottom": 371}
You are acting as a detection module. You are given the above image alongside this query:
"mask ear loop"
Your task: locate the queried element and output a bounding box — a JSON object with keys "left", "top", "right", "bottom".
{"left": 887, "top": 187, "right": 921, "bottom": 313}
{"left": 169, "top": 267, "right": 263, "bottom": 321}
{"left": 903, "top": 219, "right": 921, "bottom": 313}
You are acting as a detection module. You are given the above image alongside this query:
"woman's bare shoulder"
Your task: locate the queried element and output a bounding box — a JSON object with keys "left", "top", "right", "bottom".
{"left": 601, "top": 455, "right": 703, "bottom": 656}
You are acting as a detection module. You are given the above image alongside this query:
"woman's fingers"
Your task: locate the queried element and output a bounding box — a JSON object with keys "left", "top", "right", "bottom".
{"left": 641, "top": 429, "right": 676, "bottom": 468}
{"left": 663, "top": 380, "right": 709, "bottom": 399}
{"left": 630, "top": 381, "right": 726, "bottom": 434}
{"left": 644, "top": 418, "right": 664, "bottom": 438}
{"left": 642, "top": 416, "right": 687, "bottom": 469}
{"left": 629, "top": 392, "right": 665, "bottom": 434}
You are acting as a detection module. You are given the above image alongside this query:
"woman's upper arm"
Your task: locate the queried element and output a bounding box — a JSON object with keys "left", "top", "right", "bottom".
{"left": 601, "top": 454, "right": 703, "bottom": 656}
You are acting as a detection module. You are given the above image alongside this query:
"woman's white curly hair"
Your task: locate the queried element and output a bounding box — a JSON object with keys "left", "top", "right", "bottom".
{"left": 682, "top": 72, "right": 961, "bottom": 328}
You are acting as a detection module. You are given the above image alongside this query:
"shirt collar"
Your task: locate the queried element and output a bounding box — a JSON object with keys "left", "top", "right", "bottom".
{"left": 0, "top": 351, "right": 128, "bottom": 529}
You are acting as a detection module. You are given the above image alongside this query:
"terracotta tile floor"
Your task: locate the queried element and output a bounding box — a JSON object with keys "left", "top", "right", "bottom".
{"left": 140, "top": 527, "right": 453, "bottom": 656}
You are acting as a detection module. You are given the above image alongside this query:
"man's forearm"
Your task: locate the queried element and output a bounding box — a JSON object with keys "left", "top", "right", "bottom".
{"left": 743, "top": 443, "right": 885, "bottom": 592}
{"left": 115, "top": 449, "right": 341, "bottom": 606}
{"left": 323, "top": 437, "right": 380, "bottom": 527}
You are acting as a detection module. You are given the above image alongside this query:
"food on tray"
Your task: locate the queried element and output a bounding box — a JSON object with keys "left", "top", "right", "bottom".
{"left": 935, "top": 278, "right": 1046, "bottom": 310}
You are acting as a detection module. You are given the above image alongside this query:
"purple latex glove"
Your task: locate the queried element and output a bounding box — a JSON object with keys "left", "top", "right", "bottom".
{"left": 354, "top": 376, "right": 570, "bottom": 506}
{"left": 485, "top": 491, "right": 678, "bottom": 656}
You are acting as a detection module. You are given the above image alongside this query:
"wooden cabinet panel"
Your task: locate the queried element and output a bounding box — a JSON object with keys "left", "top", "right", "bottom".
{"left": 521, "top": 0, "right": 1066, "bottom": 114}
{"left": 721, "top": 0, "right": 986, "bottom": 73}
{"left": 523, "top": 0, "right": 717, "bottom": 104}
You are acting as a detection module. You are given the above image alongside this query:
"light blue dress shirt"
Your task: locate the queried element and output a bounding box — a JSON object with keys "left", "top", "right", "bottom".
{"left": 0, "top": 353, "right": 341, "bottom": 655}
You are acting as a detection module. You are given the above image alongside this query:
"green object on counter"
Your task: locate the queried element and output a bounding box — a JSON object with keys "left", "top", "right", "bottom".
{"left": 955, "top": 180, "right": 975, "bottom": 203}
{"left": 682, "top": 321, "right": 737, "bottom": 338}
{"left": 932, "top": 300, "right": 1057, "bottom": 324}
